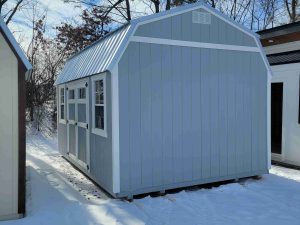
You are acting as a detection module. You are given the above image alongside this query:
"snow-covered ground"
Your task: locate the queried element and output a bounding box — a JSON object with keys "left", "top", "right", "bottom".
{"left": 2, "top": 132, "right": 300, "bottom": 225}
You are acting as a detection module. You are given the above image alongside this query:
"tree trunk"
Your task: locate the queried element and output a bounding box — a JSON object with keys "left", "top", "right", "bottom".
{"left": 154, "top": 0, "right": 160, "bottom": 13}
{"left": 125, "top": 0, "right": 131, "bottom": 20}
{"left": 166, "top": 0, "right": 171, "bottom": 10}
{"left": 30, "top": 106, "right": 34, "bottom": 122}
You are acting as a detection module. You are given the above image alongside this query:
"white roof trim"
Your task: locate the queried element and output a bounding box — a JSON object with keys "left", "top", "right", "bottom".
{"left": 0, "top": 18, "right": 32, "bottom": 71}
{"left": 130, "top": 36, "right": 261, "bottom": 52}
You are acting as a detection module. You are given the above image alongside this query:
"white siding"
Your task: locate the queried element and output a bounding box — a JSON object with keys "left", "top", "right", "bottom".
{"left": 272, "top": 63, "right": 300, "bottom": 166}
{"left": 0, "top": 32, "right": 19, "bottom": 219}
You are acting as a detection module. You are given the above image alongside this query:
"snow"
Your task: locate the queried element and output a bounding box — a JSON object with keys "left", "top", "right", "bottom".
{"left": 1, "top": 132, "right": 300, "bottom": 225}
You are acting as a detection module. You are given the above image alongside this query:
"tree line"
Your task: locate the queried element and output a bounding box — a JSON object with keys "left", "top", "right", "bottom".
{"left": 0, "top": 0, "right": 299, "bottom": 131}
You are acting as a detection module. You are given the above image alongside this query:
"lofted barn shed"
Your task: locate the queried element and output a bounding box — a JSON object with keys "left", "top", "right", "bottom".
{"left": 55, "top": 2, "right": 271, "bottom": 198}
{"left": 0, "top": 19, "right": 31, "bottom": 220}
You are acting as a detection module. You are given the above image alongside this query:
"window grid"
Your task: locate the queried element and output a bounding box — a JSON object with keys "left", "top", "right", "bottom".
{"left": 94, "top": 80, "right": 105, "bottom": 130}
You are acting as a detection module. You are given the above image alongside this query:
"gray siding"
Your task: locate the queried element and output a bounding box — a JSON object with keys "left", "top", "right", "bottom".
{"left": 135, "top": 9, "right": 256, "bottom": 47}
{"left": 118, "top": 42, "right": 268, "bottom": 195}
{"left": 89, "top": 73, "right": 113, "bottom": 193}
{"left": 57, "top": 75, "right": 113, "bottom": 195}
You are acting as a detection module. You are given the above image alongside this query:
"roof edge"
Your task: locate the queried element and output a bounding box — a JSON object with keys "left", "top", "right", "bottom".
{"left": 0, "top": 18, "right": 32, "bottom": 71}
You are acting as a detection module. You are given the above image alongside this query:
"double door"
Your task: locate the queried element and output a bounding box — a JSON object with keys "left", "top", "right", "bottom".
{"left": 67, "top": 79, "right": 90, "bottom": 170}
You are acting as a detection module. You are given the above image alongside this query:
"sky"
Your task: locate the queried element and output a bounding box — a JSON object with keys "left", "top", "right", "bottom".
{"left": 6, "top": 0, "right": 86, "bottom": 49}
{"left": 5, "top": 0, "right": 151, "bottom": 50}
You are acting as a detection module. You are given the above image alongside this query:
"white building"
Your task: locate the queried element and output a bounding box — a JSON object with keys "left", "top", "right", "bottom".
{"left": 259, "top": 22, "right": 300, "bottom": 167}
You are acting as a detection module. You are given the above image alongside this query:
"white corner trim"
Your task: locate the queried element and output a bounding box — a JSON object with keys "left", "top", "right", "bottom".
{"left": 254, "top": 37, "right": 273, "bottom": 76}
{"left": 111, "top": 67, "right": 120, "bottom": 194}
{"left": 267, "top": 71, "right": 271, "bottom": 169}
{"left": 130, "top": 36, "right": 261, "bottom": 52}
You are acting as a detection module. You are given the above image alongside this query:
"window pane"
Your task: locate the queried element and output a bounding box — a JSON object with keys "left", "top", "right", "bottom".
{"left": 96, "top": 93, "right": 100, "bottom": 104}
{"left": 68, "top": 103, "right": 75, "bottom": 120}
{"left": 60, "top": 88, "right": 64, "bottom": 103}
{"left": 60, "top": 105, "right": 65, "bottom": 119}
{"left": 95, "top": 106, "right": 104, "bottom": 129}
{"left": 79, "top": 88, "right": 86, "bottom": 99}
{"left": 95, "top": 80, "right": 100, "bottom": 93}
{"left": 78, "top": 104, "right": 86, "bottom": 123}
{"left": 100, "top": 92, "right": 104, "bottom": 104}
{"left": 69, "top": 90, "right": 75, "bottom": 99}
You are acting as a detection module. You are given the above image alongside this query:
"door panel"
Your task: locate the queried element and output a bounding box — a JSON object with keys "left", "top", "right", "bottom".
{"left": 68, "top": 103, "right": 75, "bottom": 121}
{"left": 78, "top": 103, "right": 86, "bottom": 123}
{"left": 67, "top": 80, "right": 90, "bottom": 169}
{"left": 271, "top": 83, "right": 283, "bottom": 155}
{"left": 78, "top": 126, "right": 87, "bottom": 163}
{"left": 69, "top": 124, "right": 76, "bottom": 156}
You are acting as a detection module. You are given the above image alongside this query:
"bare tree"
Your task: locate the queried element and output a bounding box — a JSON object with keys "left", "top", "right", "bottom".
{"left": 0, "top": 0, "right": 29, "bottom": 24}
{"left": 63, "top": 0, "right": 134, "bottom": 22}
{"left": 25, "top": 2, "right": 67, "bottom": 131}
{"left": 284, "top": 0, "right": 299, "bottom": 22}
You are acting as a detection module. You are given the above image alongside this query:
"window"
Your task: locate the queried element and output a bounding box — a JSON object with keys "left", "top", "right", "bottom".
{"left": 92, "top": 75, "right": 106, "bottom": 137}
{"left": 60, "top": 87, "right": 65, "bottom": 121}
{"left": 69, "top": 89, "right": 75, "bottom": 99}
{"left": 79, "top": 87, "right": 86, "bottom": 99}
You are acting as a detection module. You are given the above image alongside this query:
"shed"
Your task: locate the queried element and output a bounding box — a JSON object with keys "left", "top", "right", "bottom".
{"left": 55, "top": 2, "right": 271, "bottom": 198}
{"left": 258, "top": 22, "right": 300, "bottom": 167}
{"left": 0, "top": 19, "right": 31, "bottom": 220}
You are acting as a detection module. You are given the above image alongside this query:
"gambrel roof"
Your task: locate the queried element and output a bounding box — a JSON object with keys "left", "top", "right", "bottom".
{"left": 55, "top": 2, "right": 266, "bottom": 85}
{"left": 0, "top": 18, "right": 32, "bottom": 71}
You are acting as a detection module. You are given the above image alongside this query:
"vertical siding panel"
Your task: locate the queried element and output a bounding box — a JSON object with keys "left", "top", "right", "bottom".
{"left": 210, "top": 13, "right": 219, "bottom": 44}
{"left": 171, "top": 14, "right": 182, "bottom": 40}
{"left": 128, "top": 42, "right": 141, "bottom": 190}
{"left": 227, "top": 51, "right": 236, "bottom": 175}
{"left": 191, "top": 11, "right": 201, "bottom": 43}
{"left": 201, "top": 48, "right": 211, "bottom": 179}
{"left": 258, "top": 56, "right": 268, "bottom": 171}
{"left": 162, "top": 45, "right": 173, "bottom": 185}
{"left": 151, "top": 44, "right": 163, "bottom": 186}
{"left": 210, "top": 50, "right": 220, "bottom": 177}
{"left": 191, "top": 48, "right": 202, "bottom": 180}
{"left": 251, "top": 53, "right": 258, "bottom": 171}
{"left": 199, "top": 9, "right": 210, "bottom": 42}
{"left": 219, "top": 50, "right": 228, "bottom": 177}
{"left": 118, "top": 48, "right": 130, "bottom": 192}
{"left": 172, "top": 46, "right": 183, "bottom": 182}
{"left": 235, "top": 51, "right": 244, "bottom": 173}
{"left": 243, "top": 53, "right": 252, "bottom": 172}
{"left": 140, "top": 43, "right": 153, "bottom": 188}
{"left": 160, "top": 17, "right": 172, "bottom": 39}
{"left": 181, "top": 11, "right": 191, "bottom": 41}
{"left": 182, "top": 47, "right": 193, "bottom": 181}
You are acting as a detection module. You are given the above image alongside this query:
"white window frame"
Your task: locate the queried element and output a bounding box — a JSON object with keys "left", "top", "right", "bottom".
{"left": 91, "top": 73, "right": 107, "bottom": 137}
{"left": 59, "top": 85, "right": 66, "bottom": 124}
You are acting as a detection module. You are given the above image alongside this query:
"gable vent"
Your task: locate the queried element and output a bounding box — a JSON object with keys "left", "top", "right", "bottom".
{"left": 192, "top": 11, "right": 211, "bottom": 25}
